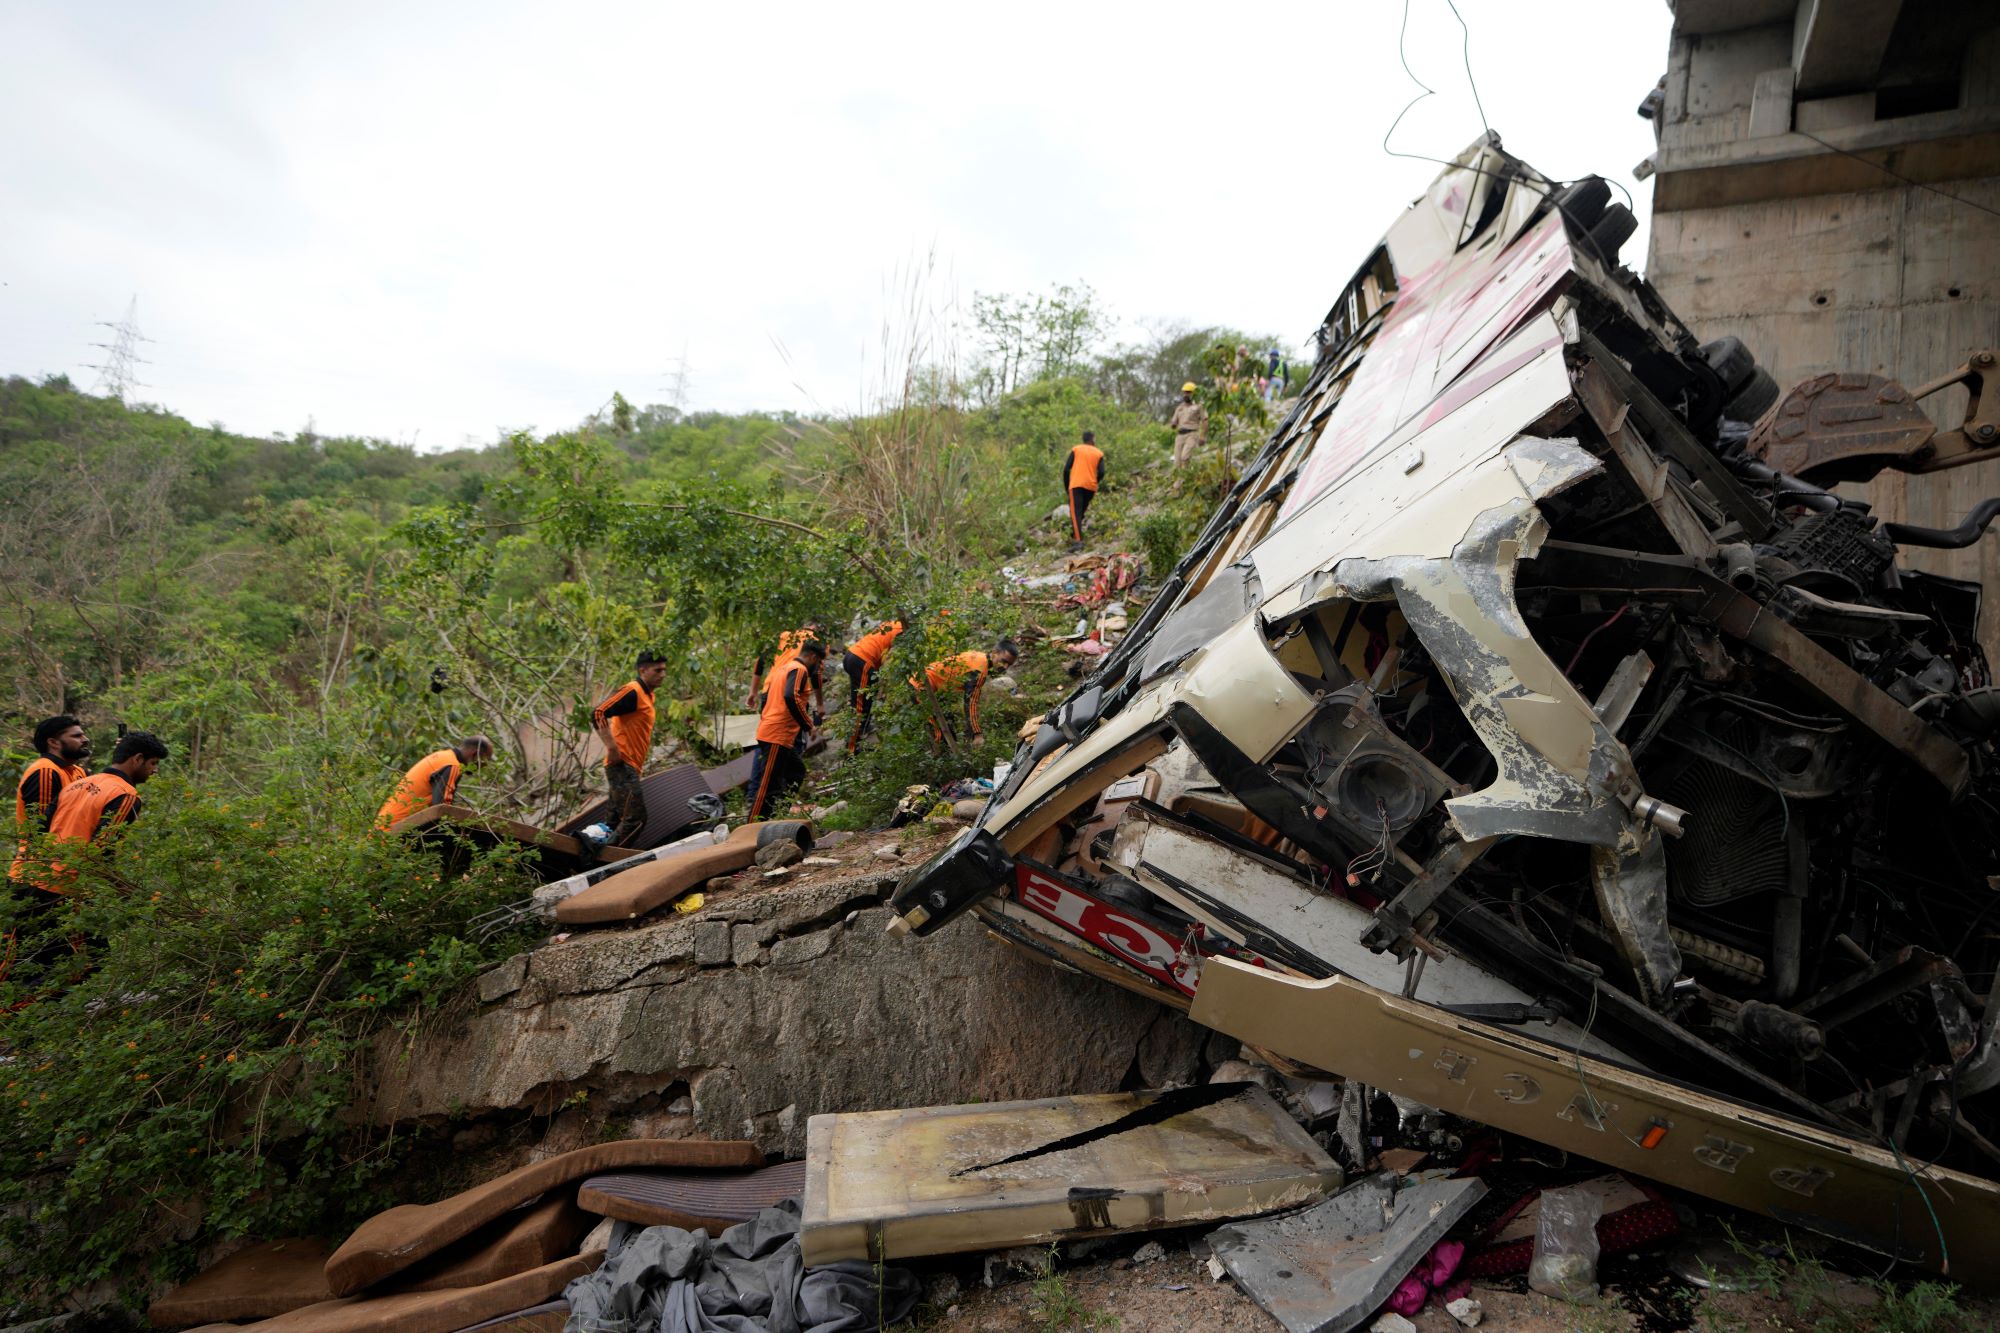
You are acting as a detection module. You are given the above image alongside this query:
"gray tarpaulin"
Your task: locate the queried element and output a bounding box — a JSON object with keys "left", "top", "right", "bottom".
{"left": 562, "top": 1200, "right": 917, "bottom": 1333}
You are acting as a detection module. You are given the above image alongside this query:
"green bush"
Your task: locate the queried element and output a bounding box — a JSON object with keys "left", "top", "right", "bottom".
{"left": 1135, "top": 514, "right": 1184, "bottom": 581}
{"left": 0, "top": 718, "right": 537, "bottom": 1308}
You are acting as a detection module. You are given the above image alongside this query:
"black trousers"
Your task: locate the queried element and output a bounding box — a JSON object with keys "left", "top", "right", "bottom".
{"left": 605, "top": 761, "right": 648, "bottom": 848}
{"left": 1069, "top": 487, "right": 1094, "bottom": 540}
{"left": 842, "top": 651, "right": 876, "bottom": 751}
{"left": 747, "top": 740, "right": 804, "bottom": 819}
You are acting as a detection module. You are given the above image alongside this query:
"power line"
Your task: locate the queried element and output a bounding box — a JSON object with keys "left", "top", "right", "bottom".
{"left": 85, "top": 294, "right": 152, "bottom": 399}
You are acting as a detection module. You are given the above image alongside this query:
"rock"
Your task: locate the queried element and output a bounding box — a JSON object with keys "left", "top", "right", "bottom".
{"left": 872, "top": 846, "right": 902, "bottom": 863}
{"left": 769, "top": 931, "right": 834, "bottom": 966}
{"left": 923, "top": 1272, "right": 962, "bottom": 1307}
{"left": 1206, "top": 1255, "right": 1228, "bottom": 1282}
{"left": 1131, "top": 1241, "right": 1166, "bottom": 1264}
{"left": 951, "top": 799, "right": 986, "bottom": 821}
{"left": 705, "top": 875, "right": 739, "bottom": 893}
{"left": 755, "top": 840, "right": 804, "bottom": 870}
{"left": 988, "top": 673, "right": 1021, "bottom": 697}
{"left": 694, "top": 921, "right": 732, "bottom": 967}
{"left": 983, "top": 1246, "right": 1054, "bottom": 1287}
{"left": 800, "top": 856, "right": 841, "bottom": 867}
{"left": 731, "top": 927, "right": 766, "bottom": 967}
{"left": 1138, "top": 1012, "right": 1206, "bottom": 1087}
{"left": 1371, "top": 1316, "right": 1417, "bottom": 1333}
{"left": 477, "top": 953, "right": 530, "bottom": 1004}
{"left": 579, "top": 1216, "right": 615, "bottom": 1256}
{"left": 371, "top": 894, "right": 1177, "bottom": 1158}
{"left": 1209, "top": 1059, "right": 1275, "bottom": 1089}
{"left": 1446, "top": 1297, "right": 1483, "bottom": 1326}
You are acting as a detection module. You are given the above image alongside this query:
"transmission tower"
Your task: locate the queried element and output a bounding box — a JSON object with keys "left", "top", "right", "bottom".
{"left": 86, "top": 295, "right": 152, "bottom": 399}
{"left": 661, "top": 341, "right": 692, "bottom": 412}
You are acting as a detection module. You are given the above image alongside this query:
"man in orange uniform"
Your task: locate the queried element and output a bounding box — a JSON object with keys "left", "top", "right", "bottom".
{"left": 1062, "top": 430, "right": 1105, "bottom": 547}
{"left": 48, "top": 731, "right": 168, "bottom": 859}
{"left": 909, "top": 640, "right": 1018, "bottom": 749}
{"left": 749, "top": 640, "right": 824, "bottom": 819}
{"left": 748, "top": 621, "right": 825, "bottom": 720}
{"left": 375, "top": 736, "right": 494, "bottom": 829}
{"left": 11, "top": 715, "right": 90, "bottom": 885}
{"left": 6, "top": 715, "right": 92, "bottom": 983}
{"left": 593, "top": 651, "right": 667, "bottom": 848}
{"left": 841, "top": 618, "right": 904, "bottom": 753}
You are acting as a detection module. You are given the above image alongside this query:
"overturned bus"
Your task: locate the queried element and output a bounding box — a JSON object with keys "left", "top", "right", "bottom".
{"left": 889, "top": 136, "right": 2000, "bottom": 1275}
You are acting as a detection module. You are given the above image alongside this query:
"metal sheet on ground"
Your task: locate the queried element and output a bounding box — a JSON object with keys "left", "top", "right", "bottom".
{"left": 1209, "top": 1173, "right": 1486, "bottom": 1333}
{"left": 1190, "top": 960, "right": 2000, "bottom": 1275}
{"left": 799, "top": 1085, "right": 1342, "bottom": 1266}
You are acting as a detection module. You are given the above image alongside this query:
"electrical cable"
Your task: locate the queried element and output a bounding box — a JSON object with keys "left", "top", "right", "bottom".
{"left": 1441, "top": 0, "right": 1489, "bottom": 141}
{"left": 1796, "top": 129, "right": 2000, "bottom": 223}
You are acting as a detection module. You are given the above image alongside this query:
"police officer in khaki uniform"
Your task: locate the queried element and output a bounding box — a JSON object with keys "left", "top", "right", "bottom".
{"left": 1169, "top": 382, "right": 1208, "bottom": 468}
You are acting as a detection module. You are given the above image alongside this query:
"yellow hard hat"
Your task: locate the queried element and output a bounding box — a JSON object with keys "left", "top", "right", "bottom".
{"left": 1181, "top": 381, "right": 1197, "bottom": 393}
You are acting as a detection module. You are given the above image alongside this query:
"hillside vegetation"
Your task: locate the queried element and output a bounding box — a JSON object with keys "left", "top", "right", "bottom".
{"left": 0, "top": 289, "right": 1289, "bottom": 1309}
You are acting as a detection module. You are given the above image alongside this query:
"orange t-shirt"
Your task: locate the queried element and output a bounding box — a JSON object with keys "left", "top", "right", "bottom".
{"left": 1065, "top": 442, "right": 1104, "bottom": 491}
{"left": 376, "top": 749, "right": 463, "bottom": 829}
{"left": 757, "top": 658, "right": 815, "bottom": 747}
{"left": 847, "top": 621, "right": 904, "bottom": 670}
{"left": 11, "top": 756, "right": 85, "bottom": 882}
{"left": 593, "top": 680, "right": 657, "bottom": 770}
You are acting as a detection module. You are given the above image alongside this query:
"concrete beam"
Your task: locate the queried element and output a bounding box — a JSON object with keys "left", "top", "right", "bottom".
{"left": 1793, "top": 0, "right": 1903, "bottom": 96}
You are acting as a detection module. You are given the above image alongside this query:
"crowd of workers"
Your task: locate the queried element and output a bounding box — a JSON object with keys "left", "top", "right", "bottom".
{"left": 10, "top": 395, "right": 1234, "bottom": 912}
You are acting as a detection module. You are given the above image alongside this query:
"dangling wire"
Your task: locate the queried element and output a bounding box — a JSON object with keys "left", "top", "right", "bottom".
{"left": 1384, "top": 0, "right": 1491, "bottom": 163}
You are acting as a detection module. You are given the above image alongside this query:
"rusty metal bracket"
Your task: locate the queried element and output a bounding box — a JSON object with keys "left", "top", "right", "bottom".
{"left": 1750, "top": 350, "right": 1999, "bottom": 485}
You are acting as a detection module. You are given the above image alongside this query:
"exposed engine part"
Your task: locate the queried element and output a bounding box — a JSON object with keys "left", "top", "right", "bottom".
{"left": 1719, "top": 999, "right": 1825, "bottom": 1062}
{"left": 1884, "top": 496, "right": 2000, "bottom": 550}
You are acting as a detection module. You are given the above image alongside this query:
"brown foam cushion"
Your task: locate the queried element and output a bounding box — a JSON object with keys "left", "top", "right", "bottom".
{"left": 244, "top": 1253, "right": 599, "bottom": 1333}
{"left": 149, "top": 1238, "right": 334, "bottom": 1327}
{"left": 324, "top": 1139, "right": 762, "bottom": 1296}
{"left": 385, "top": 1194, "right": 591, "bottom": 1294}
{"left": 576, "top": 1160, "right": 808, "bottom": 1232}
{"left": 556, "top": 822, "right": 809, "bottom": 925}
{"left": 456, "top": 1300, "right": 568, "bottom": 1332}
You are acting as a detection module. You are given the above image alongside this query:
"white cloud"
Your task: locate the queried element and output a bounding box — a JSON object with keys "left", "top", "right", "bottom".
{"left": 0, "top": 0, "right": 1670, "bottom": 447}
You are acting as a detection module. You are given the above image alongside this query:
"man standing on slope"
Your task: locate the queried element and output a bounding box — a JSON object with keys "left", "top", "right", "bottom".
{"left": 594, "top": 651, "right": 668, "bottom": 848}
{"left": 841, "top": 617, "right": 904, "bottom": 753}
{"left": 1169, "top": 383, "right": 1208, "bottom": 469}
{"left": 750, "top": 639, "right": 823, "bottom": 819}
{"left": 10, "top": 715, "right": 90, "bottom": 886}
{"left": 375, "top": 736, "right": 494, "bottom": 829}
{"left": 1063, "top": 431, "right": 1104, "bottom": 549}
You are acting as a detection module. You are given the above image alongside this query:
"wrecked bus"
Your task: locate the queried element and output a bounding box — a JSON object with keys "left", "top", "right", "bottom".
{"left": 888, "top": 136, "right": 2000, "bottom": 1275}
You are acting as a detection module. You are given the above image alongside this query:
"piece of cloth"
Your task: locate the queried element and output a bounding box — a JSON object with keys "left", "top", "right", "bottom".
{"left": 1068, "top": 486, "right": 1094, "bottom": 542}
{"left": 324, "top": 1140, "right": 763, "bottom": 1295}
{"left": 756, "top": 659, "right": 815, "bottom": 748}
{"left": 594, "top": 680, "right": 658, "bottom": 772}
{"left": 1385, "top": 1239, "right": 1465, "bottom": 1316}
{"left": 746, "top": 742, "right": 804, "bottom": 822}
{"left": 1169, "top": 400, "right": 1208, "bottom": 465}
{"left": 376, "top": 749, "right": 463, "bottom": 829}
{"left": 560, "top": 1199, "right": 917, "bottom": 1333}
{"left": 1062, "top": 442, "right": 1103, "bottom": 493}
{"left": 605, "top": 762, "right": 649, "bottom": 850}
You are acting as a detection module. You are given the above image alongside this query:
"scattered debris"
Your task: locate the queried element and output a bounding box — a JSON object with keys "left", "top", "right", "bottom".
{"left": 754, "top": 839, "right": 804, "bottom": 870}
{"left": 1445, "top": 1295, "right": 1483, "bottom": 1326}
{"left": 799, "top": 1085, "right": 1340, "bottom": 1265}
{"left": 984, "top": 1246, "right": 1055, "bottom": 1288}
{"left": 1131, "top": 1241, "right": 1166, "bottom": 1265}
{"left": 1369, "top": 1313, "right": 1416, "bottom": 1333}
{"left": 1207, "top": 1172, "right": 1485, "bottom": 1333}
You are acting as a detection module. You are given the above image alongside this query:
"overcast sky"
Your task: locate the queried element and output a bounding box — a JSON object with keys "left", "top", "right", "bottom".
{"left": 0, "top": 1, "right": 1671, "bottom": 448}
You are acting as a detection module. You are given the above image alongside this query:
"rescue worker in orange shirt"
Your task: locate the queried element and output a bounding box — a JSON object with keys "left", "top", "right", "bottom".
{"left": 748, "top": 621, "right": 826, "bottom": 722}
{"left": 10, "top": 715, "right": 90, "bottom": 886}
{"left": 909, "top": 639, "right": 1018, "bottom": 749}
{"left": 749, "top": 639, "right": 824, "bottom": 819}
{"left": 1062, "top": 430, "right": 1105, "bottom": 548}
{"left": 375, "top": 736, "right": 494, "bottom": 830}
{"left": 47, "top": 730, "right": 168, "bottom": 864}
{"left": 5, "top": 715, "right": 92, "bottom": 986}
{"left": 593, "top": 651, "right": 667, "bottom": 848}
{"left": 841, "top": 618, "right": 904, "bottom": 753}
